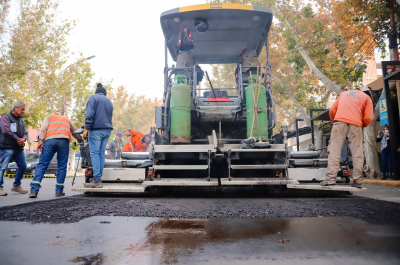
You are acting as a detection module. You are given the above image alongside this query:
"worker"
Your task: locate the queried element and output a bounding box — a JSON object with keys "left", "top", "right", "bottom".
{"left": 107, "top": 132, "right": 124, "bottom": 158}
{"left": 0, "top": 102, "right": 29, "bottom": 196}
{"left": 376, "top": 125, "right": 394, "bottom": 179}
{"left": 29, "top": 114, "right": 83, "bottom": 198}
{"left": 122, "top": 129, "right": 151, "bottom": 152}
{"left": 83, "top": 83, "right": 113, "bottom": 188}
{"left": 320, "top": 86, "right": 373, "bottom": 188}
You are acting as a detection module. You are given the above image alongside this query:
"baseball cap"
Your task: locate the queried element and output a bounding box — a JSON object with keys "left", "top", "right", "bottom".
{"left": 116, "top": 132, "right": 123, "bottom": 137}
{"left": 360, "top": 86, "right": 372, "bottom": 97}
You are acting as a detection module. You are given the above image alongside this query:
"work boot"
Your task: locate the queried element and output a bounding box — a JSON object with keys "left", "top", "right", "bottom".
{"left": 84, "top": 178, "right": 103, "bottom": 188}
{"left": 320, "top": 180, "right": 336, "bottom": 186}
{"left": 11, "top": 186, "right": 28, "bottom": 194}
{"left": 55, "top": 192, "right": 65, "bottom": 197}
{"left": 351, "top": 183, "right": 363, "bottom": 189}
{"left": 0, "top": 187, "right": 7, "bottom": 196}
{"left": 29, "top": 192, "right": 38, "bottom": 198}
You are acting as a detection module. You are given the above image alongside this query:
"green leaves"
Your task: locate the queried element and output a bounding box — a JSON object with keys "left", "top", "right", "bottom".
{"left": 0, "top": 0, "right": 93, "bottom": 129}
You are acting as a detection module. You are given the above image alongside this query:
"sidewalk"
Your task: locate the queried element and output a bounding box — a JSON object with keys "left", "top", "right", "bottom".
{"left": 0, "top": 176, "right": 85, "bottom": 208}
{"left": 357, "top": 184, "right": 400, "bottom": 203}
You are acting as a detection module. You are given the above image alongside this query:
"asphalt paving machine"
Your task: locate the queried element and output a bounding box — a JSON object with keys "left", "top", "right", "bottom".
{"left": 73, "top": 3, "right": 364, "bottom": 194}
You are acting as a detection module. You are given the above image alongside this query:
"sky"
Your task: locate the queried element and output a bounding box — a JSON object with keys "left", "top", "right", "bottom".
{"left": 59, "top": 0, "right": 205, "bottom": 99}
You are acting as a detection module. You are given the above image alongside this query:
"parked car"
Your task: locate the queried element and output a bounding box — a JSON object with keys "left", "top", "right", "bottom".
{"left": 6, "top": 153, "right": 58, "bottom": 175}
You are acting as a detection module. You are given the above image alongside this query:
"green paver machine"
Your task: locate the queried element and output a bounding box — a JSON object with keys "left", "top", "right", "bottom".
{"left": 73, "top": 3, "right": 365, "bottom": 194}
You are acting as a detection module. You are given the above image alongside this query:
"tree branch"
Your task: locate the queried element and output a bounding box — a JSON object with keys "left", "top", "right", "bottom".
{"left": 274, "top": 10, "right": 345, "bottom": 95}
{"left": 276, "top": 102, "right": 297, "bottom": 119}
{"left": 273, "top": 74, "right": 311, "bottom": 127}
{"left": 296, "top": 44, "right": 344, "bottom": 95}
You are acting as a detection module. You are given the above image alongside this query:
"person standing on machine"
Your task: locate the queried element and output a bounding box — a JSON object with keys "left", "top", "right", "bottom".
{"left": 83, "top": 83, "right": 113, "bottom": 188}
{"left": 320, "top": 86, "right": 373, "bottom": 188}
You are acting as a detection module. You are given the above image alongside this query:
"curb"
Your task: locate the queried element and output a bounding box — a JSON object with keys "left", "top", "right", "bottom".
{"left": 5, "top": 174, "right": 74, "bottom": 179}
{"left": 362, "top": 179, "right": 400, "bottom": 187}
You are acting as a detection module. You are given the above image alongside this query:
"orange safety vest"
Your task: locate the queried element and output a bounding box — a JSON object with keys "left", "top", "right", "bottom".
{"left": 45, "top": 114, "right": 71, "bottom": 141}
{"left": 122, "top": 130, "right": 148, "bottom": 152}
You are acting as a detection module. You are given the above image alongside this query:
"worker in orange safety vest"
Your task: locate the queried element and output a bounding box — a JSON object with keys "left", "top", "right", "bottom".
{"left": 30, "top": 114, "right": 83, "bottom": 198}
{"left": 122, "top": 129, "right": 151, "bottom": 152}
{"left": 320, "top": 86, "right": 373, "bottom": 188}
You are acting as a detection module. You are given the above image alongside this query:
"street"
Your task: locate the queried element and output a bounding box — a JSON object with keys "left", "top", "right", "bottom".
{"left": 0, "top": 180, "right": 400, "bottom": 264}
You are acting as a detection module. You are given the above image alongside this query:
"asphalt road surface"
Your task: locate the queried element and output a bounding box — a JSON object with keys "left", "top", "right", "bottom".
{"left": 1, "top": 183, "right": 399, "bottom": 264}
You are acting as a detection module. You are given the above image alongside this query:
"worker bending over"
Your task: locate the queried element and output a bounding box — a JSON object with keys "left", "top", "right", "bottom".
{"left": 30, "top": 114, "right": 83, "bottom": 198}
{"left": 320, "top": 86, "right": 373, "bottom": 188}
{"left": 122, "top": 129, "right": 151, "bottom": 152}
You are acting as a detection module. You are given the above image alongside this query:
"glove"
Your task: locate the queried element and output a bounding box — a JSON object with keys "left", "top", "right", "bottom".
{"left": 83, "top": 129, "right": 89, "bottom": 141}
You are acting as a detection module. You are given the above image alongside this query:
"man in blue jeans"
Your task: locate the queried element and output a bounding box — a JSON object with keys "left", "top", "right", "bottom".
{"left": 29, "top": 114, "right": 83, "bottom": 198}
{"left": 0, "top": 101, "right": 29, "bottom": 196}
{"left": 83, "top": 83, "right": 113, "bottom": 188}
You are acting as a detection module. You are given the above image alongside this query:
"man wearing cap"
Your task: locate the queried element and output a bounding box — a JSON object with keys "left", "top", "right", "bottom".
{"left": 83, "top": 83, "right": 113, "bottom": 188}
{"left": 320, "top": 86, "right": 373, "bottom": 188}
{"left": 122, "top": 129, "right": 151, "bottom": 152}
{"left": 107, "top": 132, "right": 124, "bottom": 158}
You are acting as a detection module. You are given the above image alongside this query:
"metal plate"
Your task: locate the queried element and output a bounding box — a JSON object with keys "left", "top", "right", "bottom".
{"left": 221, "top": 178, "right": 300, "bottom": 186}
{"left": 72, "top": 183, "right": 146, "bottom": 193}
{"left": 287, "top": 184, "right": 366, "bottom": 192}
{"left": 153, "top": 165, "right": 208, "bottom": 170}
{"left": 121, "top": 152, "right": 150, "bottom": 160}
{"left": 102, "top": 168, "right": 145, "bottom": 181}
{"left": 143, "top": 178, "right": 218, "bottom": 187}
{"left": 198, "top": 106, "right": 237, "bottom": 121}
{"left": 104, "top": 160, "right": 145, "bottom": 168}
{"left": 154, "top": 144, "right": 216, "bottom": 153}
{"left": 231, "top": 164, "right": 287, "bottom": 169}
{"left": 288, "top": 168, "right": 326, "bottom": 181}
{"left": 221, "top": 144, "right": 286, "bottom": 152}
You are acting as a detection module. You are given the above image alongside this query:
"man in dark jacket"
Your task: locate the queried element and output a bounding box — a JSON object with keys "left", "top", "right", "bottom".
{"left": 0, "top": 102, "right": 29, "bottom": 196}
{"left": 83, "top": 83, "right": 113, "bottom": 188}
{"left": 107, "top": 132, "right": 124, "bottom": 158}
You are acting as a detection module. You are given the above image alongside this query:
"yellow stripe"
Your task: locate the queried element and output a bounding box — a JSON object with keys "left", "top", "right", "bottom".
{"left": 179, "top": 3, "right": 253, "bottom": 13}
{"left": 362, "top": 179, "right": 400, "bottom": 187}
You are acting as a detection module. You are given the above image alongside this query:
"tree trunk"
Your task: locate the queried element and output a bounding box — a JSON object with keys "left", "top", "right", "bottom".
{"left": 314, "top": 128, "right": 323, "bottom": 150}
{"left": 27, "top": 132, "right": 33, "bottom": 153}
{"left": 68, "top": 149, "right": 76, "bottom": 175}
{"left": 363, "top": 118, "right": 380, "bottom": 178}
{"left": 363, "top": 90, "right": 385, "bottom": 178}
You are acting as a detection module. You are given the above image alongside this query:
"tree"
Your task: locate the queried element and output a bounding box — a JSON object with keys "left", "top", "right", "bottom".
{"left": 107, "top": 85, "right": 162, "bottom": 139}
{"left": 0, "top": 0, "right": 95, "bottom": 152}
{"left": 0, "top": 0, "right": 94, "bottom": 127}
{"left": 343, "top": 0, "right": 400, "bottom": 52}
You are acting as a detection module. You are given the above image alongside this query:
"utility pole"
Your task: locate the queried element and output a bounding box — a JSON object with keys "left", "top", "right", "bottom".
{"left": 388, "top": 0, "right": 399, "bottom": 60}
{"left": 387, "top": 1, "right": 400, "bottom": 120}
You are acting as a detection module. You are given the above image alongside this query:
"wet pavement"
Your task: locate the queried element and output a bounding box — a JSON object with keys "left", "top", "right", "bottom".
{"left": 1, "top": 183, "right": 400, "bottom": 264}
{"left": 1, "top": 216, "right": 399, "bottom": 265}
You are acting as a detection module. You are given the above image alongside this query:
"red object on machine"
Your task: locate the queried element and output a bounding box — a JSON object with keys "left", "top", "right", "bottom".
{"left": 207, "top": 98, "right": 230, "bottom": 102}
{"left": 147, "top": 169, "right": 155, "bottom": 179}
{"left": 85, "top": 169, "right": 93, "bottom": 177}
{"left": 342, "top": 169, "right": 351, "bottom": 177}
